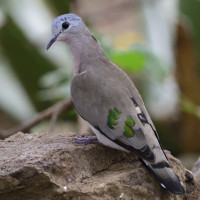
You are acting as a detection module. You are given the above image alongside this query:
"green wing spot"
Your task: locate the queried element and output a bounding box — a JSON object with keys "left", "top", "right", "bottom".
{"left": 114, "top": 108, "right": 121, "bottom": 115}
{"left": 107, "top": 108, "right": 121, "bottom": 129}
{"left": 110, "top": 108, "right": 121, "bottom": 120}
{"left": 125, "top": 116, "right": 135, "bottom": 127}
{"left": 123, "top": 124, "right": 134, "bottom": 138}
{"left": 107, "top": 114, "right": 118, "bottom": 129}
{"left": 123, "top": 116, "right": 135, "bottom": 138}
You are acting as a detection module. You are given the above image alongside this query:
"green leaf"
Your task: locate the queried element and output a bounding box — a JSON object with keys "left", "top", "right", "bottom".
{"left": 109, "top": 50, "right": 146, "bottom": 72}
{"left": 181, "top": 98, "right": 200, "bottom": 119}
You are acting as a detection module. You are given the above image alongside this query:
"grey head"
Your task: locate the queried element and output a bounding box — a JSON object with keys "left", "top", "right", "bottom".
{"left": 47, "top": 13, "right": 84, "bottom": 50}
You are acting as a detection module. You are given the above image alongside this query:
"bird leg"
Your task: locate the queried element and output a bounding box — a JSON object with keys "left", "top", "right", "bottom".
{"left": 73, "top": 136, "right": 99, "bottom": 144}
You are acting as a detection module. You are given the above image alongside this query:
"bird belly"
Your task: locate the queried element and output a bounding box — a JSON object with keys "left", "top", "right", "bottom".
{"left": 89, "top": 125, "right": 129, "bottom": 152}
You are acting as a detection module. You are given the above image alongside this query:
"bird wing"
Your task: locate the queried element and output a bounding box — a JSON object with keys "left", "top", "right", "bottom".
{"left": 70, "top": 68, "right": 160, "bottom": 162}
{"left": 70, "top": 67, "right": 185, "bottom": 194}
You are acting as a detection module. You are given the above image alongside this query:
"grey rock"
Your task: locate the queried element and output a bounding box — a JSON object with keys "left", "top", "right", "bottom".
{"left": 192, "top": 157, "right": 200, "bottom": 173}
{"left": 192, "top": 157, "right": 200, "bottom": 183}
{"left": 0, "top": 132, "right": 199, "bottom": 200}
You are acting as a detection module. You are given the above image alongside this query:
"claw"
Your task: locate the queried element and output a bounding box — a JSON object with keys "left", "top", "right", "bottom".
{"left": 73, "top": 136, "right": 99, "bottom": 144}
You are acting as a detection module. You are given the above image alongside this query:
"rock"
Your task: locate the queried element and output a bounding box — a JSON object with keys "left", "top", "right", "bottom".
{"left": 0, "top": 132, "right": 199, "bottom": 200}
{"left": 179, "top": 154, "right": 199, "bottom": 170}
{"left": 192, "top": 157, "right": 200, "bottom": 174}
{"left": 192, "top": 157, "right": 200, "bottom": 182}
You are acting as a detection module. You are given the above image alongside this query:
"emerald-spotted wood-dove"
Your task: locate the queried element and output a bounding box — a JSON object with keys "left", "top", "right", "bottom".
{"left": 47, "top": 13, "right": 185, "bottom": 195}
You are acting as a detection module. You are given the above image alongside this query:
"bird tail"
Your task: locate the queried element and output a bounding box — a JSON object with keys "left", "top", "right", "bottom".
{"left": 142, "top": 159, "right": 185, "bottom": 195}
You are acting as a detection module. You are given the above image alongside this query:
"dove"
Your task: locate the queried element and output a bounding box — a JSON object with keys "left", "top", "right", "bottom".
{"left": 47, "top": 13, "right": 185, "bottom": 195}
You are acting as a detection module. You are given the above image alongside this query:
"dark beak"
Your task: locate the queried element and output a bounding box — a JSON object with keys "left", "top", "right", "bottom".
{"left": 46, "top": 32, "right": 60, "bottom": 50}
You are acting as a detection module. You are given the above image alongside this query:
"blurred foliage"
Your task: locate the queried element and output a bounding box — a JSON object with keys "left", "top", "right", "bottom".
{"left": 93, "top": 30, "right": 168, "bottom": 81}
{"left": 0, "top": 0, "right": 70, "bottom": 114}
{"left": 0, "top": 0, "right": 199, "bottom": 156}
{"left": 109, "top": 50, "right": 145, "bottom": 72}
{"left": 108, "top": 46, "right": 169, "bottom": 82}
{"left": 38, "top": 69, "right": 71, "bottom": 101}
{"left": 181, "top": 98, "right": 200, "bottom": 119}
{"left": 180, "top": 0, "right": 200, "bottom": 70}
{"left": 113, "top": 31, "right": 144, "bottom": 51}
{"left": 44, "top": 0, "right": 71, "bottom": 16}
{"left": 154, "top": 121, "right": 182, "bottom": 155}
{"left": 0, "top": 16, "right": 56, "bottom": 111}
{"left": 94, "top": 31, "right": 146, "bottom": 73}
{"left": 0, "top": 0, "right": 171, "bottom": 121}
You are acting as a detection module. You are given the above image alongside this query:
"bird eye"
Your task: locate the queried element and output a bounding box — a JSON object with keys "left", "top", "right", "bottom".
{"left": 62, "top": 22, "right": 70, "bottom": 29}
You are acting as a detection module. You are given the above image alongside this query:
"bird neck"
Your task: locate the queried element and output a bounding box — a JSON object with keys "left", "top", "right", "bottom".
{"left": 66, "top": 30, "right": 108, "bottom": 76}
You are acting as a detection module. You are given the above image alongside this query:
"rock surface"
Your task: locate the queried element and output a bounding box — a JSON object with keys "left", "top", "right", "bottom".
{"left": 193, "top": 157, "right": 200, "bottom": 174}
{"left": 193, "top": 157, "right": 200, "bottom": 183}
{"left": 0, "top": 132, "right": 199, "bottom": 200}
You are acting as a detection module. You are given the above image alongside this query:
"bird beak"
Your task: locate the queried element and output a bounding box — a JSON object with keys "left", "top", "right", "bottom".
{"left": 46, "top": 33, "right": 59, "bottom": 50}
{"left": 47, "top": 28, "right": 65, "bottom": 50}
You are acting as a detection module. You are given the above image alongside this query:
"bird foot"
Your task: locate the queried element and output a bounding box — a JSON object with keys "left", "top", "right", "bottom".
{"left": 73, "top": 136, "right": 99, "bottom": 144}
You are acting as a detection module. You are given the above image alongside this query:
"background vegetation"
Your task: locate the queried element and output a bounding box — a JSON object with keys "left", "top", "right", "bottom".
{"left": 0, "top": 0, "right": 199, "bottom": 167}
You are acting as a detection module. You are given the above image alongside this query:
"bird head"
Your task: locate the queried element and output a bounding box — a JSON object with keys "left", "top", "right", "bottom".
{"left": 47, "top": 13, "right": 84, "bottom": 50}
